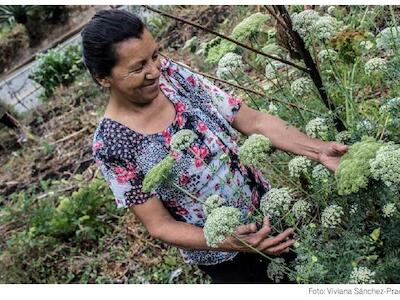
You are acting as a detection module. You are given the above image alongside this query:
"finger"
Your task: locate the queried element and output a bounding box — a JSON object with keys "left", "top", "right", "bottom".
{"left": 255, "top": 216, "right": 271, "bottom": 238}
{"left": 265, "top": 239, "right": 296, "bottom": 255}
{"left": 235, "top": 223, "right": 257, "bottom": 235}
{"left": 258, "top": 228, "right": 295, "bottom": 249}
{"left": 333, "top": 143, "right": 348, "bottom": 154}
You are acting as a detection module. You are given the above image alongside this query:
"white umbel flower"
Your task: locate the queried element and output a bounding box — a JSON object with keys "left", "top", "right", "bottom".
{"left": 312, "top": 16, "right": 339, "bottom": 40}
{"left": 349, "top": 267, "right": 376, "bottom": 284}
{"left": 364, "top": 57, "right": 387, "bottom": 76}
{"left": 327, "top": 6, "right": 336, "bottom": 16}
{"left": 376, "top": 26, "right": 400, "bottom": 52}
{"left": 305, "top": 117, "right": 330, "bottom": 140}
{"left": 288, "top": 156, "right": 313, "bottom": 178}
{"left": 291, "top": 77, "right": 313, "bottom": 98}
{"left": 369, "top": 144, "right": 400, "bottom": 189}
{"left": 203, "top": 194, "right": 225, "bottom": 217}
{"left": 318, "top": 49, "right": 338, "bottom": 63}
{"left": 292, "top": 10, "right": 320, "bottom": 40}
{"left": 216, "top": 52, "right": 245, "bottom": 80}
{"left": 203, "top": 206, "right": 241, "bottom": 247}
{"left": 321, "top": 204, "right": 344, "bottom": 229}
{"left": 260, "top": 188, "right": 292, "bottom": 219}
{"left": 292, "top": 200, "right": 312, "bottom": 220}
{"left": 312, "top": 164, "right": 330, "bottom": 183}
{"left": 382, "top": 203, "right": 397, "bottom": 218}
{"left": 335, "top": 131, "right": 352, "bottom": 144}
{"left": 379, "top": 97, "right": 400, "bottom": 115}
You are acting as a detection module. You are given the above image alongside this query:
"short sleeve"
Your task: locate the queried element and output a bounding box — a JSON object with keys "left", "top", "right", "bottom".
{"left": 164, "top": 58, "right": 243, "bottom": 124}
{"left": 93, "top": 140, "right": 155, "bottom": 209}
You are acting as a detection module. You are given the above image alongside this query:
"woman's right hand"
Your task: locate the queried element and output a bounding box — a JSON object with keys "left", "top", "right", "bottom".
{"left": 219, "top": 216, "right": 296, "bottom": 255}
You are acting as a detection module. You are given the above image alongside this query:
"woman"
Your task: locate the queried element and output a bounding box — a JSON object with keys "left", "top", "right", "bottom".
{"left": 81, "top": 9, "right": 347, "bottom": 283}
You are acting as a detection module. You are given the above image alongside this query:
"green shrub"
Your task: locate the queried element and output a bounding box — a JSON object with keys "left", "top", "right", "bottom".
{"left": 30, "top": 44, "right": 85, "bottom": 99}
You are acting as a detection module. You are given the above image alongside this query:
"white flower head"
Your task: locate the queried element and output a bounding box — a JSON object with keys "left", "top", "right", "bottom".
{"left": 288, "top": 156, "right": 313, "bottom": 178}
{"left": 312, "top": 16, "right": 339, "bottom": 40}
{"left": 376, "top": 26, "right": 400, "bottom": 52}
{"left": 203, "top": 206, "right": 241, "bottom": 247}
{"left": 321, "top": 204, "right": 344, "bottom": 229}
{"left": 170, "top": 129, "right": 198, "bottom": 152}
{"left": 260, "top": 188, "right": 292, "bottom": 219}
{"left": 239, "top": 134, "right": 273, "bottom": 170}
{"left": 327, "top": 6, "right": 336, "bottom": 16}
{"left": 349, "top": 267, "right": 376, "bottom": 284}
{"left": 382, "top": 203, "right": 397, "bottom": 218}
{"left": 359, "top": 40, "right": 374, "bottom": 51}
{"left": 291, "top": 77, "right": 314, "bottom": 98}
{"left": 292, "top": 200, "right": 312, "bottom": 220}
{"left": 318, "top": 49, "right": 338, "bottom": 63}
{"left": 203, "top": 194, "right": 225, "bottom": 217}
{"left": 369, "top": 144, "right": 400, "bottom": 189}
{"left": 379, "top": 97, "right": 400, "bottom": 115}
{"left": 335, "top": 131, "right": 352, "bottom": 144}
{"left": 312, "top": 164, "right": 331, "bottom": 183}
{"left": 364, "top": 57, "right": 387, "bottom": 77}
{"left": 306, "top": 117, "right": 330, "bottom": 140}
{"left": 292, "top": 10, "right": 320, "bottom": 40}
{"left": 216, "top": 52, "right": 245, "bottom": 80}
{"left": 349, "top": 204, "right": 358, "bottom": 215}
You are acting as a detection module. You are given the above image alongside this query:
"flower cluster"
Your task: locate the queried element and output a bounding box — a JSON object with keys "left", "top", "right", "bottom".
{"left": 327, "top": 6, "right": 336, "bottom": 16}
{"left": 305, "top": 117, "right": 330, "bottom": 140}
{"left": 292, "top": 200, "right": 312, "bottom": 220}
{"left": 382, "top": 203, "right": 397, "bottom": 218}
{"left": 291, "top": 77, "right": 313, "bottom": 98}
{"left": 292, "top": 10, "right": 320, "bottom": 40}
{"left": 312, "top": 164, "right": 331, "bottom": 183}
{"left": 376, "top": 26, "right": 400, "bottom": 52}
{"left": 239, "top": 134, "right": 273, "bottom": 170}
{"left": 355, "top": 119, "right": 375, "bottom": 135}
{"left": 288, "top": 156, "right": 313, "bottom": 178}
{"left": 321, "top": 204, "right": 344, "bottom": 229}
{"left": 260, "top": 188, "right": 292, "bottom": 219}
{"left": 216, "top": 52, "right": 245, "bottom": 80}
{"left": 335, "top": 131, "right": 352, "bottom": 144}
{"left": 379, "top": 97, "right": 400, "bottom": 115}
{"left": 369, "top": 144, "right": 400, "bottom": 189}
{"left": 203, "top": 194, "right": 225, "bottom": 217}
{"left": 170, "top": 129, "right": 198, "bottom": 152}
{"left": 359, "top": 40, "right": 374, "bottom": 52}
{"left": 203, "top": 206, "right": 241, "bottom": 247}
{"left": 142, "top": 155, "right": 175, "bottom": 193}
{"left": 312, "top": 16, "right": 339, "bottom": 40}
{"left": 335, "top": 137, "right": 383, "bottom": 195}
{"left": 318, "top": 49, "right": 338, "bottom": 63}
{"left": 349, "top": 204, "right": 358, "bottom": 215}
{"left": 267, "top": 258, "right": 286, "bottom": 283}
{"left": 230, "top": 13, "right": 270, "bottom": 42}
{"left": 364, "top": 57, "right": 387, "bottom": 77}
{"left": 349, "top": 267, "right": 376, "bottom": 284}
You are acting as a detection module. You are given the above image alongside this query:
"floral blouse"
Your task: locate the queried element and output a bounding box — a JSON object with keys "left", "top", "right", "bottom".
{"left": 93, "top": 57, "right": 271, "bottom": 265}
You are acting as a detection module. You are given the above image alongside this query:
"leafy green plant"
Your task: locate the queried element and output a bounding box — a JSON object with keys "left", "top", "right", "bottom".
{"left": 30, "top": 44, "right": 85, "bottom": 99}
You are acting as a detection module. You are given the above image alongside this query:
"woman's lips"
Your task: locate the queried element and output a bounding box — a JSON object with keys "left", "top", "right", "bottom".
{"left": 143, "top": 79, "right": 159, "bottom": 89}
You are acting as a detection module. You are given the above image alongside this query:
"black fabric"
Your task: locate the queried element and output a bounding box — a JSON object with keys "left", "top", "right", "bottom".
{"left": 197, "top": 251, "right": 297, "bottom": 284}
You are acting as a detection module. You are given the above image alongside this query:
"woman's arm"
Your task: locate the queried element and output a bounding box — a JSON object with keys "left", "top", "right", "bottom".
{"left": 233, "top": 103, "right": 347, "bottom": 171}
{"left": 130, "top": 196, "right": 295, "bottom": 255}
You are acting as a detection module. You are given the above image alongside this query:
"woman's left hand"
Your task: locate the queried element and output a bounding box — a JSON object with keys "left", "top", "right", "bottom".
{"left": 318, "top": 142, "right": 348, "bottom": 172}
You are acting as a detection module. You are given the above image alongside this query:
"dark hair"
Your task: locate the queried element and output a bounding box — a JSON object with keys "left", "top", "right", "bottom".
{"left": 81, "top": 9, "right": 145, "bottom": 85}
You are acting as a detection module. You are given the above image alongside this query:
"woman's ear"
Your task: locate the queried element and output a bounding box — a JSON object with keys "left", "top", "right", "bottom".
{"left": 97, "top": 77, "right": 111, "bottom": 88}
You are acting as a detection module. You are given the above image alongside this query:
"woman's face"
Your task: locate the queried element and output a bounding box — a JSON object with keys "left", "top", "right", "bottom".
{"left": 106, "top": 28, "right": 162, "bottom": 105}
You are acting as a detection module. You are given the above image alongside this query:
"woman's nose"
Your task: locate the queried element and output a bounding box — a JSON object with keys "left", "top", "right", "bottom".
{"left": 146, "top": 61, "right": 161, "bottom": 79}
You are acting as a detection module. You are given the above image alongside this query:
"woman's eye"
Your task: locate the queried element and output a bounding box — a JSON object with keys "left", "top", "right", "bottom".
{"left": 130, "top": 66, "right": 143, "bottom": 73}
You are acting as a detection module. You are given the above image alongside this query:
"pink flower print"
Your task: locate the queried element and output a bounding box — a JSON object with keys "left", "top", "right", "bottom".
{"left": 167, "top": 66, "right": 175, "bottom": 76}
{"left": 175, "top": 102, "right": 186, "bottom": 113}
{"left": 160, "top": 83, "right": 174, "bottom": 93}
{"left": 187, "top": 75, "right": 196, "bottom": 87}
{"left": 178, "top": 174, "right": 191, "bottom": 185}
{"left": 162, "top": 129, "right": 171, "bottom": 145}
{"left": 176, "top": 114, "right": 184, "bottom": 128}
{"left": 198, "top": 121, "right": 208, "bottom": 133}
{"left": 191, "top": 145, "right": 209, "bottom": 168}
{"left": 228, "top": 96, "right": 240, "bottom": 106}
{"left": 114, "top": 166, "right": 125, "bottom": 174}
{"left": 93, "top": 141, "right": 103, "bottom": 151}
{"left": 177, "top": 207, "right": 189, "bottom": 216}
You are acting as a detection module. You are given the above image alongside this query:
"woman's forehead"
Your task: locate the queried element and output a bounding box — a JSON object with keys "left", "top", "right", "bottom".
{"left": 115, "top": 30, "right": 157, "bottom": 64}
